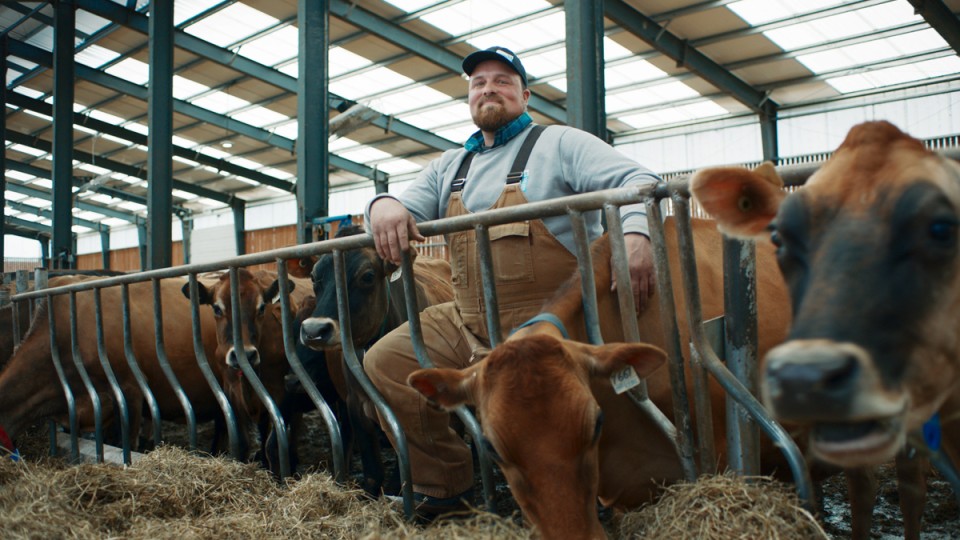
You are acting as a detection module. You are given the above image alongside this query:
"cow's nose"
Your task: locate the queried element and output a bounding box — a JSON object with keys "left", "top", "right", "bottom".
{"left": 764, "top": 343, "right": 860, "bottom": 421}
{"left": 300, "top": 317, "right": 337, "bottom": 347}
{"left": 227, "top": 346, "right": 260, "bottom": 368}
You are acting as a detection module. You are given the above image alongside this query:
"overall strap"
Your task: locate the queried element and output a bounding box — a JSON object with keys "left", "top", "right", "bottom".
{"left": 506, "top": 124, "right": 546, "bottom": 185}
{"left": 451, "top": 152, "right": 476, "bottom": 193}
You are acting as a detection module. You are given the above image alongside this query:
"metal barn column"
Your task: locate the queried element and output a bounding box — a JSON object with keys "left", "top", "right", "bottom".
{"left": 52, "top": 0, "right": 76, "bottom": 269}
{"left": 565, "top": 0, "right": 606, "bottom": 140}
{"left": 296, "top": 0, "right": 330, "bottom": 244}
{"left": 147, "top": 0, "right": 174, "bottom": 269}
{"left": 232, "top": 201, "right": 246, "bottom": 255}
{"left": 99, "top": 226, "right": 110, "bottom": 269}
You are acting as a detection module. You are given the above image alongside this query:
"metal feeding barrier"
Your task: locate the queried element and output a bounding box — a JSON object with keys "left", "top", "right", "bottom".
{"left": 11, "top": 153, "right": 960, "bottom": 515}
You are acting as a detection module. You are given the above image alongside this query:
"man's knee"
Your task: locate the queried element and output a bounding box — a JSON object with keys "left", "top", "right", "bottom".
{"left": 363, "top": 343, "right": 411, "bottom": 390}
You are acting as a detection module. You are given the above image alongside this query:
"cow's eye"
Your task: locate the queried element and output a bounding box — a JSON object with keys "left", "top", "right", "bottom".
{"left": 212, "top": 305, "right": 224, "bottom": 318}
{"left": 360, "top": 270, "right": 376, "bottom": 286}
{"left": 928, "top": 219, "right": 957, "bottom": 244}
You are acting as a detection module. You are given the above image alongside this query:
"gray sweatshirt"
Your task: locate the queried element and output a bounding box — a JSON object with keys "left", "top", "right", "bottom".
{"left": 365, "top": 123, "right": 660, "bottom": 255}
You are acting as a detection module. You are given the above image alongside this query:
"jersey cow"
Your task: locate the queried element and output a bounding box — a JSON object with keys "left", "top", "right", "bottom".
{"left": 298, "top": 226, "right": 454, "bottom": 495}
{"left": 409, "top": 220, "right": 793, "bottom": 538}
{"left": 689, "top": 121, "right": 960, "bottom": 472}
{"left": 0, "top": 275, "right": 224, "bottom": 454}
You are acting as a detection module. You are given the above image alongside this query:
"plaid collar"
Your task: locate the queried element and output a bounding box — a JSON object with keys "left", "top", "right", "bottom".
{"left": 463, "top": 112, "right": 532, "bottom": 153}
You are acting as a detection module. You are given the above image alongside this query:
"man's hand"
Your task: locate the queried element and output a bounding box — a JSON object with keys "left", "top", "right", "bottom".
{"left": 611, "top": 233, "right": 656, "bottom": 314}
{"left": 369, "top": 197, "right": 424, "bottom": 265}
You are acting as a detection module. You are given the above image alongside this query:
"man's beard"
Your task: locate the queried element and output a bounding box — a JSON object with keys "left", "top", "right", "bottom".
{"left": 474, "top": 102, "right": 512, "bottom": 132}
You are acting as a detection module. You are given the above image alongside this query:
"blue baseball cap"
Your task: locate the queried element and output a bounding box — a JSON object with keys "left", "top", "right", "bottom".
{"left": 462, "top": 46, "right": 528, "bottom": 87}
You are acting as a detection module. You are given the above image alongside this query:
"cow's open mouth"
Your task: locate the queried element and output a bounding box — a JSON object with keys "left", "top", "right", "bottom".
{"left": 810, "top": 414, "right": 903, "bottom": 466}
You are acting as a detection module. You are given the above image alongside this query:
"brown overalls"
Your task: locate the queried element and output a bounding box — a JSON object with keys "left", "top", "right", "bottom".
{"left": 364, "top": 126, "right": 579, "bottom": 498}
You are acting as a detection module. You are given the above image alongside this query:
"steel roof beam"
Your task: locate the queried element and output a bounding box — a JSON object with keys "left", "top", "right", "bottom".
{"left": 327, "top": 0, "right": 567, "bottom": 123}
{"left": 6, "top": 129, "right": 232, "bottom": 205}
{"left": 8, "top": 39, "right": 379, "bottom": 182}
{"left": 906, "top": 0, "right": 960, "bottom": 56}
{"left": 8, "top": 199, "right": 104, "bottom": 231}
{"left": 75, "top": 0, "right": 457, "bottom": 153}
{"left": 604, "top": 0, "right": 777, "bottom": 114}
{"left": 7, "top": 215, "right": 54, "bottom": 235}
{"left": 6, "top": 179, "right": 142, "bottom": 225}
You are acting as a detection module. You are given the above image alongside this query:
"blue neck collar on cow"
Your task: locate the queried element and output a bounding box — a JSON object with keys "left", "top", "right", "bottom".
{"left": 923, "top": 412, "right": 942, "bottom": 451}
{"left": 512, "top": 312, "right": 570, "bottom": 340}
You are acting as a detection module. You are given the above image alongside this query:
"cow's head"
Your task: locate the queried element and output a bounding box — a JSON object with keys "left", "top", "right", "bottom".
{"left": 691, "top": 120, "right": 960, "bottom": 468}
{"left": 182, "top": 269, "right": 284, "bottom": 371}
{"left": 300, "top": 237, "right": 398, "bottom": 352}
{"left": 408, "top": 334, "right": 666, "bottom": 539}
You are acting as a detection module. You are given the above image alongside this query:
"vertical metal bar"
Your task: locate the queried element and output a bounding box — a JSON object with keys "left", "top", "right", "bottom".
{"left": 153, "top": 278, "right": 196, "bottom": 448}
{"left": 137, "top": 220, "right": 147, "bottom": 271}
{"left": 93, "top": 287, "right": 131, "bottom": 463}
{"left": 604, "top": 203, "right": 697, "bottom": 481}
{"left": 671, "top": 194, "right": 814, "bottom": 509}
{"left": 296, "top": 0, "right": 329, "bottom": 244}
{"left": 232, "top": 201, "right": 246, "bottom": 255}
{"left": 398, "top": 249, "right": 497, "bottom": 513}
{"left": 33, "top": 268, "right": 46, "bottom": 320}
{"left": 187, "top": 273, "right": 242, "bottom": 460}
{"left": 51, "top": 0, "right": 75, "bottom": 269}
{"left": 642, "top": 198, "right": 698, "bottom": 482}
{"left": 275, "top": 260, "right": 345, "bottom": 482}
{"left": 181, "top": 217, "right": 193, "bottom": 265}
{"left": 0, "top": 36, "right": 6, "bottom": 272}
{"left": 99, "top": 226, "right": 110, "bottom": 270}
{"left": 12, "top": 270, "right": 27, "bottom": 348}
{"left": 723, "top": 237, "right": 761, "bottom": 476}
{"left": 474, "top": 225, "right": 502, "bottom": 347}
{"left": 567, "top": 211, "right": 603, "bottom": 345}
{"left": 147, "top": 0, "right": 174, "bottom": 270}
{"left": 47, "top": 292, "right": 79, "bottom": 462}
{"left": 227, "top": 266, "right": 289, "bottom": 477}
{"left": 122, "top": 283, "right": 162, "bottom": 447}
{"left": 69, "top": 291, "right": 103, "bottom": 462}
{"left": 565, "top": 0, "right": 606, "bottom": 139}
{"left": 332, "top": 249, "right": 413, "bottom": 519}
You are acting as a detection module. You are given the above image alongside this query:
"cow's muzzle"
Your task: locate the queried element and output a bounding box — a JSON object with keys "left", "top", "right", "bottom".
{"left": 762, "top": 339, "right": 907, "bottom": 467}
{"left": 300, "top": 317, "right": 340, "bottom": 349}
{"left": 226, "top": 345, "right": 261, "bottom": 370}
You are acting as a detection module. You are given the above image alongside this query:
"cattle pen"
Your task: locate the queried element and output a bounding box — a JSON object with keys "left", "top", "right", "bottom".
{"left": 5, "top": 153, "right": 960, "bottom": 536}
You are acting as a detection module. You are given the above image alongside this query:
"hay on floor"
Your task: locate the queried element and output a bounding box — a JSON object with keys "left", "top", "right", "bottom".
{"left": 0, "top": 446, "right": 532, "bottom": 539}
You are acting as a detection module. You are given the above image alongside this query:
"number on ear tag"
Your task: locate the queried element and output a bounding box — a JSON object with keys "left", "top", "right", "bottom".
{"left": 611, "top": 366, "right": 641, "bottom": 395}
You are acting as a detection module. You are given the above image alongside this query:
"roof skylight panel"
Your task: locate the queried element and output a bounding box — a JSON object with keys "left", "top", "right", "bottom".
{"left": 117, "top": 201, "right": 147, "bottom": 212}
{"left": 421, "top": 0, "right": 551, "bottom": 37}
{"left": 105, "top": 58, "right": 150, "bottom": 85}
{"left": 198, "top": 146, "right": 231, "bottom": 159}
{"left": 237, "top": 25, "right": 298, "bottom": 67}
{"left": 6, "top": 171, "right": 35, "bottom": 182}
{"left": 336, "top": 145, "right": 393, "bottom": 165}
{"left": 173, "top": 75, "right": 211, "bottom": 100}
{"left": 9, "top": 144, "right": 47, "bottom": 157}
{"left": 75, "top": 9, "right": 110, "bottom": 36}
{"left": 826, "top": 56, "right": 960, "bottom": 93}
{"left": 798, "top": 29, "right": 946, "bottom": 74}
{"left": 25, "top": 26, "right": 55, "bottom": 52}
{"left": 172, "top": 189, "right": 199, "bottom": 200}
{"left": 230, "top": 156, "right": 264, "bottom": 170}
{"left": 86, "top": 194, "right": 117, "bottom": 205}
{"left": 521, "top": 48, "right": 566, "bottom": 79}
{"left": 435, "top": 124, "right": 478, "bottom": 144}
{"left": 20, "top": 198, "right": 49, "bottom": 208}
{"left": 371, "top": 86, "right": 452, "bottom": 115}
{"left": 190, "top": 91, "right": 252, "bottom": 114}
{"left": 729, "top": 0, "right": 848, "bottom": 26}
{"left": 74, "top": 210, "right": 103, "bottom": 222}
{"left": 272, "top": 121, "right": 298, "bottom": 140}
{"left": 606, "top": 82, "right": 700, "bottom": 114}
{"left": 467, "top": 11, "right": 565, "bottom": 52}
{"left": 100, "top": 217, "right": 128, "bottom": 227}
{"left": 330, "top": 67, "right": 414, "bottom": 101}
{"left": 31, "top": 179, "right": 52, "bottom": 190}
{"left": 377, "top": 159, "right": 422, "bottom": 175}
{"left": 22, "top": 109, "right": 53, "bottom": 122}
{"left": 5, "top": 192, "right": 29, "bottom": 203}
{"left": 261, "top": 168, "right": 295, "bottom": 180}
{"left": 605, "top": 59, "right": 668, "bottom": 89}
{"left": 397, "top": 102, "right": 471, "bottom": 130}
{"left": 174, "top": 0, "right": 228, "bottom": 26}
{"left": 77, "top": 163, "right": 113, "bottom": 176}
{"left": 383, "top": 0, "right": 443, "bottom": 12}
{"left": 182, "top": 3, "right": 279, "bottom": 48}
{"left": 74, "top": 44, "right": 121, "bottom": 69}
{"left": 230, "top": 106, "right": 291, "bottom": 129}
{"left": 329, "top": 137, "right": 359, "bottom": 152}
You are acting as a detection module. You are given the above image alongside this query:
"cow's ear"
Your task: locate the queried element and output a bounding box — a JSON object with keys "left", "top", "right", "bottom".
{"left": 408, "top": 367, "right": 478, "bottom": 409}
{"left": 690, "top": 162, "right": 785, "bottom": 240}
{"left": 568, "top": 341, "right": 666, "bottom": 379}
{"left": 183, "top": 281, "right": 213, "bottom": 305}
{"left": 264, "top": 279, "right": 282, "bottom": 305}
{"left": 287, "top": 256, "right": 316, "bottom": 279}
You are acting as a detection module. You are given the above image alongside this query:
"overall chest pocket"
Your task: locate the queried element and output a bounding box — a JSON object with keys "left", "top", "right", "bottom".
{"left": 490, "top": 221, "right": 535, "bottom": 283}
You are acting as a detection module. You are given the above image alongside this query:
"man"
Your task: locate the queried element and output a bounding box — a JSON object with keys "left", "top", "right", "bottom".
{"left": 363, "top": 46, "right": 660, "bottom": 518}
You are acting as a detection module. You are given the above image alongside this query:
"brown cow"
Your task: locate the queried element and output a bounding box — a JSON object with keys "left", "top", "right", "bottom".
{"left": 691, "top": 121, "right": 960, "bottom": 539}
{"left": 408, "top": 220, "right": 793, "bottom": 538}
{"left": 0, "top": 275, "right": 223, "bottom": 453}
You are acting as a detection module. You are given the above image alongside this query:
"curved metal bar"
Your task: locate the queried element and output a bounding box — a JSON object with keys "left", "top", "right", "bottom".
{"left": 93, "top": 287, "right": 131, "bottom": 464}
{"left": 227, "top": 266, "right": 289, "bottom": 478}
{"left": 474, "top": 225, "right": 503, "bottom": 347}
{"left": 187, "top": 273, "right": 242, "bottom": 460}
{"left": 567, "top": 211, "right": 604, "bottom": 346}
{"left": 122, "top": 282, "right": 162, "bottom": 447}
{"left": 399, "top": 248, "right": 497, "bottom": 513}
{"left": 152, "top": 278, "right": 196, "bottom": 449}
{"left": 671, "top": 194, "right": 815, "bottom": 510}
{"left": 603, "top": 203, "right": 697, "bottom": 482}
{"left": 332, "top": 249, "right": 414, "bottom": 519}
{"left": 275, "top": 260, "right": 346, "bottom": 483}
{"left": 47, "top": 293, "right": 78, "bottom": 463}
{"left": 69, "top": 291, "right": 104, "bottom": 462}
